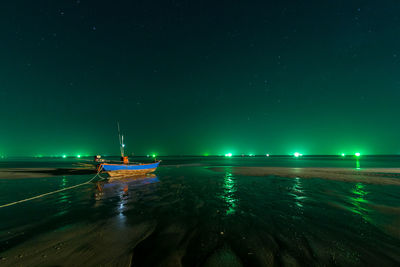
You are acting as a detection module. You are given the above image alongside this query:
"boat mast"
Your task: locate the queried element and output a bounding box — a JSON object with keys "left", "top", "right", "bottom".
{"left": 117, "top": 122, "right": 125, "bottom": 157}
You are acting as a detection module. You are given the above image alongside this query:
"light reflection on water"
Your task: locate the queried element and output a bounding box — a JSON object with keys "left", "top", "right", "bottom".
{"left": 115, "top": 184, "right": 129, "bottom": 225}
{"left": 221, "top": 167, "right": 238, "bottom": 215}
{"left": 95, "top": 175, "right": 159, "bottom": 227}
{"left": 291, "top": 177, "right": 306, "bottom": 209}
{"left": 348, "top": 182, "right": 371, "bottom": 222}
{"left": 61, "top": 176, "right": 67, "bottom": 187}
{"left": 57, "top": 176, "right": 70, "bottom": 210}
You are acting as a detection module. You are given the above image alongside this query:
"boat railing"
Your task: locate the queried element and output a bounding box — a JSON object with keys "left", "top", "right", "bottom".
{"left": 99, "top": 160, "right": 161, "bottom": 165}
{"left": 80, "top": 158, "right": 161, "bottom": 165}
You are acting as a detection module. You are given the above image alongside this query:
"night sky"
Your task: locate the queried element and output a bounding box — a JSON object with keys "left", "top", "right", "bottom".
{"left": 1, "top": 0, "right": 400, "bottom": 156}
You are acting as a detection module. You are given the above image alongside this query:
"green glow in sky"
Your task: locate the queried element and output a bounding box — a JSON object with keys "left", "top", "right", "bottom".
{"left": 1, "top": 1, "right": 400, "bottom": 156}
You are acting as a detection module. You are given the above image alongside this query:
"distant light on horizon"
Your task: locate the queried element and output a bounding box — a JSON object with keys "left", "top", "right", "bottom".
{"left": 225, "top": 153, "right": 232, "bottom": 157}
{"left": 77, "top": 154, "right": 81, "bottom": 158}
{"left": 355, "top": 152, "right": 361, "bottom": 157}
{"left": 341, "top": 153, "right": 345, "bottom": 157}
{"left": 294, "top": 152, "right": 303, "bottom": 157}
{"left": 62, "top": 155, "right": 66, "bottom": 158}
{"left": 266, "top": 154, "right": 270, "bottom": 157}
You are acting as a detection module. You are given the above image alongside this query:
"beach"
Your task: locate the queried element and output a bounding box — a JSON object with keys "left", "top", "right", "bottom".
{"left": 0, "top": 157, "right": 400, "bottom": 266}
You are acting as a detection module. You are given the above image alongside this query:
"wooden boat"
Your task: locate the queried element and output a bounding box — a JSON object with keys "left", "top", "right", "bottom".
{"left": 98, "top": 123, "right": 160, "bottom": 178}
{"left": 100, "top": 161, "right": 160, "bottom": 177}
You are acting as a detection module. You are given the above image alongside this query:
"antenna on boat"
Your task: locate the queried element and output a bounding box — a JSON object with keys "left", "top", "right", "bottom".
{"left": 117, "top": 122, "right": 124, "bottom": 157}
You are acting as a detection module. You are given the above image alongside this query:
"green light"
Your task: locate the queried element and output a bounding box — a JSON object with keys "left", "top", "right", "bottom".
{"left": 355, "top": 152, "right": 361, "bottom": 157}
{"left": 294, "top": 152, "right": 302, "bottom": 157}
{"left": 62, "top": 155, "right": 66, "bottom": 158}
{"left": 77, "top": 155, "right": 81, "bottom": 158}
{"left": 152, "top": 154, "right": 156, "bottom": 158}
{"left": 225, "top": 153, "right": 232, "bottom": 157}
{"left": 341, "top": 153, "right": 345, "bottom": 157}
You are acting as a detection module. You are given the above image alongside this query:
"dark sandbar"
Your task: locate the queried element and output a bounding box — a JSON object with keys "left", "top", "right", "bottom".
{"left": 0, "top": 168, "right": 96, "bottom": 179}
{"left": 209, "top": 167, "right": 400, "bottom": 186}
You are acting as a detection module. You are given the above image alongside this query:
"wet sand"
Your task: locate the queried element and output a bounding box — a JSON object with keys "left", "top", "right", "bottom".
{"left": 0, "top": 218, "right": 157, "bottom": 266}
{"left": 1, "top": 164, "right": 400, "bottom": 266}
{"left": 0, "top": 168, "right": 96, "bottom": 179}
{"left": 209, "top": 167, "right": 400, "bottom": 186}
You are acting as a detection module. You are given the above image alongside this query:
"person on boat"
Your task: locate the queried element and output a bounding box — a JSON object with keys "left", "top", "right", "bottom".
{"left": 121, "top": 156, "right": 129, "bottom": 164}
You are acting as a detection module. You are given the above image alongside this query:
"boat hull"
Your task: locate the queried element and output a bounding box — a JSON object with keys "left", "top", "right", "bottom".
{"left": 107, "top": 168, "right": 157, "bottom": 177}
{"left": 100, "top": 161, "right": 160, "bottom": 178}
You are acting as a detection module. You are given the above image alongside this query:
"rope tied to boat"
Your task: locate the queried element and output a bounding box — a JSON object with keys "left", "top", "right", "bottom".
{"left": 0, "top": 166, "right": 105, "bottom": 209}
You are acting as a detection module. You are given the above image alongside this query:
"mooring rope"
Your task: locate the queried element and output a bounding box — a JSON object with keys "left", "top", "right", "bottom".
{"left": 0, "top": 167, "right": 105, "bottom": 209}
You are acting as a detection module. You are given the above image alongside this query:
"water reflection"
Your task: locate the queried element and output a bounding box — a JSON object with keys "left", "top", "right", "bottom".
{"left": 117, "top": 184, "right": 129, "bottom": 225}
{"left": 221, "top": 168, "right": 238, "bottom": 215}
{"left": 61, "top": 176, "right": 67, "bottom": 187}
{"left": 95, "top": 174, "right": 159, "bottom": 199}
{"left": 290, "top": 177, "right": 306, "bottom": 209}
{"left": 348, "top": 183, "right": 371, "bottom": 222}
{"left": 356, "top": 158, "right": 361, "bottom": 169}
{"left": 95, "top": 174, "right": 159, "bottom": 225}
{"left": 58, "top": 176, "right": 69, "bottom": 204}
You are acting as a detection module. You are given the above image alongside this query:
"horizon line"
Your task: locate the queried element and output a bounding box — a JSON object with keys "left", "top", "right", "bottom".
{"left": 1, "top": 154, "right": 400, "bottom": 158}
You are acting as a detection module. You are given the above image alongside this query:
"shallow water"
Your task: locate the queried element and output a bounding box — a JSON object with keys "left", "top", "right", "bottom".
{"left": 0, "top": 157, "right": 400, "bottom": 266}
